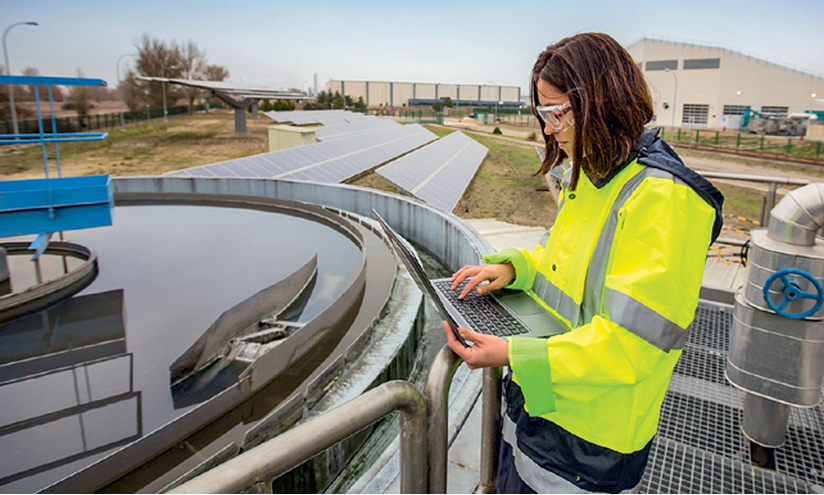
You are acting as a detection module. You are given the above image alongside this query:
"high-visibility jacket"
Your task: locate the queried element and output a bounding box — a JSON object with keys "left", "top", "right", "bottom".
{"left": 485, "top": 129, "right": 723, "bottom": 491}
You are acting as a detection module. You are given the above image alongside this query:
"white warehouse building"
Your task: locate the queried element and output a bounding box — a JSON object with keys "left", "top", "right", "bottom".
{"left": 325, "top": 80, "right": 522, "bottom": 108}
{"left": 627, "top": 37, "right": 824, "bottom": 130}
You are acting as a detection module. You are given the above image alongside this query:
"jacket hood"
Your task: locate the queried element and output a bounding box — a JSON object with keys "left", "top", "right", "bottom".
{"left": 634, "top": 128, "right": 725, "bottom": 244}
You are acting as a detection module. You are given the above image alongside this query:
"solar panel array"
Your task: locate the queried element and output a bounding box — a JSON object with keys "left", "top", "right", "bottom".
{"left": 375, "top": 131, "right": 488, "bottom": 212}
{"left": 165, "top": 124, "right": 437, "bottom": 184}
{"left": 263, "top": 109, "right": 367, "bottom": 126}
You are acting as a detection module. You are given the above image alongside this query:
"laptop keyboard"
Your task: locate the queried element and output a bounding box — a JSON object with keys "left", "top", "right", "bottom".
{"left": 432, "top": 279, "right": 529, "bottom": 337}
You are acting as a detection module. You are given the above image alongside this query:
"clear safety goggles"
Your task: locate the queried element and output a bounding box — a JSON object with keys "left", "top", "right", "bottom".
{"left": 535, "top": 102, "right": 574, "bottom": 132}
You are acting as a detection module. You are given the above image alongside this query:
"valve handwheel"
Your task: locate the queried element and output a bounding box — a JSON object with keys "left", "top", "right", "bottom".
{"left": 762, "top": 268, "right": 824, "bottom": 319}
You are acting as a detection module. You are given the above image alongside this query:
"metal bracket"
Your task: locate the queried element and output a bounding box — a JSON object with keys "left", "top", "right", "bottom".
{"left": 29, "top": 232, "right": 53, "bottom": 261}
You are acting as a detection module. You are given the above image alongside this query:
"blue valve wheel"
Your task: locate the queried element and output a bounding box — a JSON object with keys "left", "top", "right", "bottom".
{"left": 762, "top": 268, "right": 824, "bottom": 319}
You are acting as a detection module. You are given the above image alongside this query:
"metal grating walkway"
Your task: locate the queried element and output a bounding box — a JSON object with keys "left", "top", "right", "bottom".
{"left": 641, "top": 302, "right": 824, "bottom": 493}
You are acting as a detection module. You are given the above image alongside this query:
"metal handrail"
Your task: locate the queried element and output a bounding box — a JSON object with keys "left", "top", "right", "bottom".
{"left": 696, "top": 170, "right": 810, "bottom": 228}
{"left": 424, "top": 346, "right": 463, "bottom": 493}
{"left": 478, "top": 367, "right": 502, "bottom": 493}
{"left": 424, "top": 345, "right": 502, "bottom": 494}
{"left": 169, "top": 380, "right": 427, "bottom": 494}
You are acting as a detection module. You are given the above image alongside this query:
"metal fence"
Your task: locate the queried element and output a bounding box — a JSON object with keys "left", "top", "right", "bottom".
{"left": 662, "top": 127, "right": 823, "bottom": 161}
{"left": 2, "top": 103, "right": 218, "bottom": 135}
{"left": 472, "top": 114, "right": 823, "bottom": 162}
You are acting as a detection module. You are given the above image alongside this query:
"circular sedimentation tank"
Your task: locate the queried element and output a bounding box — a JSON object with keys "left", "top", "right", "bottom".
{"left": 0, "top": 176, "right": 493, "bottom": 493}
{"left": 0, "top": 193, "right": 409, "bottom": 493}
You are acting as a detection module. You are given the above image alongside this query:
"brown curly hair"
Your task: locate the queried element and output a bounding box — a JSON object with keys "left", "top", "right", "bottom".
{"left": 531, "top": 33, "right": 653, "bottom": 190}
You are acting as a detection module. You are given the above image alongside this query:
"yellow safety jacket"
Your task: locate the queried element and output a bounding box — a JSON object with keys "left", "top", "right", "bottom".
{"left": 485, "top": 129, "right": 721, "bottom": 455}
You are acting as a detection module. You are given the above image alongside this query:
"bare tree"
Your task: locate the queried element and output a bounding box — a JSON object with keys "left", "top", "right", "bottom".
{"left": 20, "top": 67, "right": 65, "bottom": 103}
{"left": 120, "top": 71, "right": 143, "bottom": 111}
{"left": 181, "top": 40, "right": 207, "bottom": 114}
{"left": 203, "top": 64, "right": 229, "bottom": 82}
{"left": 120, "top": 34, "right": 228, "bottom": 113}
{"left": 70, "top": 68, "right": 92, "bottom": 117}
{"left": 133, "top": 33, "right": 185, "bottom": 108}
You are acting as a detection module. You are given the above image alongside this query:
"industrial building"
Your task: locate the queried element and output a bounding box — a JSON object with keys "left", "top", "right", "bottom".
{"left": 325, "top": 80, "right": 521, "bottom": 108}
{"left": 627, "top": 37, "right": 824, "bottom": 131}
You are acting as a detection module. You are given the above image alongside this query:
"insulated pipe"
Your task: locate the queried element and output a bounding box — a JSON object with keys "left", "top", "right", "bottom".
{"left": 769, "top": 183, "right": 824, "bottom": 246}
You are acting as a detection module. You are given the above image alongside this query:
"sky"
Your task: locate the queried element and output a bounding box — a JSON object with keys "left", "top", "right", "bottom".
{"left": 3, "top": 0, "right": 823, "bottom": 94}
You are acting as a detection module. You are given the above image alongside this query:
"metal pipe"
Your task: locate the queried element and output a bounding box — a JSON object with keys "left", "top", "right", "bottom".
{"left": 2, "top": 21, "right": 38, "bottom": 153}
{"left": 116, "top": 53, "right": 135, "bottom": 130}
{"left": 742, "top": 392, "right": 790, "bottom": 448}
{"left": 696, "top": 171, "right": 810, "bottom": 186}
{"left": 768, "top": 182, "right": 824, "bottom": 245}
{"left": 665, "top": 68, "right": 678, "bottom": 143}
{"left": 424, "top": 345, "right": 462, "bottom": 493}
{"left": 169, "top": 380, "right": 427, "bottom": 494}
{"left": 478, "top": 366, "right": 502, "bottom": 493}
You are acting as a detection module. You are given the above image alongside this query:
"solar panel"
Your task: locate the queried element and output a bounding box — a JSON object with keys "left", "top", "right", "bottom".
{"left": 263, "top": 109, "right": 366, "bottom": 126}
{"left": 315, "top": 118, "right": 399, "bottom": 142}
{"left": 166, "top": 124, "right": 437, "bottom": 184}
{"left": 375, "top": 131, "right": 488, "bottom": 212}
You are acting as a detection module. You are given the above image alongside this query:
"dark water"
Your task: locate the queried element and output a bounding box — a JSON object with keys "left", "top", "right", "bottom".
{"left": 0, "top": 205, "right": 362, "bottom": 493}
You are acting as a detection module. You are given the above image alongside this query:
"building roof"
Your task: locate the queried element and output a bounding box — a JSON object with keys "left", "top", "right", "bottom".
{"left": 626, "top": 36, "right": 824, "bottom": 81}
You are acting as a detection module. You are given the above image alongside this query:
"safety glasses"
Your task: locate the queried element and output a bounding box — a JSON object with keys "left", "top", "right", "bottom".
{"left": 535, "top": 102, "right": 574, "bottom": 132}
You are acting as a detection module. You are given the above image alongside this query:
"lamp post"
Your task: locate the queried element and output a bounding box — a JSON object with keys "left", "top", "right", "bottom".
{"left": 665, "top": 68, "right": 678, "bottom": 143}
{"left": 3, "top": 21, "right": 39, "bottom": 152}
{"left": 116, "top": 53, "right": 135, "bottom": 130}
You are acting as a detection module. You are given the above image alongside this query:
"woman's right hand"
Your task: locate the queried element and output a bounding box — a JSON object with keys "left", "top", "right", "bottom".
{"left": 450, "top": 263, "right": 515, "bottom": 299}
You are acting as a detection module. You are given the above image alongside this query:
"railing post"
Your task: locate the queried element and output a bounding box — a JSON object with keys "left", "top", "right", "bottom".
{"left": 424, "top": 345, "right": 463, "bottom": 494}
{"left": 765, "top": 182, "right": 778, "bottom": 228}
{"left": 478, "top": 366, "right": 502, "bottom": 493}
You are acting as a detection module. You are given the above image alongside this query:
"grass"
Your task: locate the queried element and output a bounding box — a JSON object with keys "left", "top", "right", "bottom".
{"left": 0, "top": 111, "right": 270, "bottom": 178}
{"left": 714, "top": 182, "right": 775, "bottom": 233}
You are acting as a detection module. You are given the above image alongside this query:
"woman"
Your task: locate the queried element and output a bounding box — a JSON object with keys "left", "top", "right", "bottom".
{"left": 444, "top": 33, "right": 723, "bottom": 493}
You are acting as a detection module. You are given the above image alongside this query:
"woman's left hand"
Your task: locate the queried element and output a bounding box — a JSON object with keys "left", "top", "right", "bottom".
{"left": 443, "top": 321, "right": 509, "bottom": 369}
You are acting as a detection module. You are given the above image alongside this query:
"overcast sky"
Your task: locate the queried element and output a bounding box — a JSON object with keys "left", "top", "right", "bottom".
{"left": 4, "top": 0, "right": 823, "bottom": 93}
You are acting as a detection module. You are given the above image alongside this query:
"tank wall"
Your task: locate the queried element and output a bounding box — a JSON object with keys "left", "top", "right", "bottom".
{"left": 113, "top": 177, "right": 492, "bottom": 271}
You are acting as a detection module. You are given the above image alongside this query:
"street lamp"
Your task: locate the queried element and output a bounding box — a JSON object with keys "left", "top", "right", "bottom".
{"left": 495, "top": 100, "right": 503, "bottom": 122}
{"left": 665, "top": 68, "right": 678, "bottom": 143}
{"left": 116, "top": 53, "right": 135, "bottom": 130}
{"left": 3, "top": 21, "right": 39, "bottom": 152}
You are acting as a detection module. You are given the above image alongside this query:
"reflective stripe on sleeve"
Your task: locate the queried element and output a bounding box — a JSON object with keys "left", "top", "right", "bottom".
{"left": 603, "top": 287, "right": 687, "bottom": 352}
{"left": 532, "top": 272, "right": 580, "bottom": 326}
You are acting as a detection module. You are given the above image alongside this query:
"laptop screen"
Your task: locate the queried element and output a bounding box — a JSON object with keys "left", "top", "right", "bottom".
{"left": 372, "top": 209, "right": 468, "bottom": 347}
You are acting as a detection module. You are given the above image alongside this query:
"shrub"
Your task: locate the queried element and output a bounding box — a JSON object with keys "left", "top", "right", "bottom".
{"left": 527, "top": 131, "right": 538, "bottom": 141}
{"left": 492, "top": 126, "right": 503, "bottom": 135}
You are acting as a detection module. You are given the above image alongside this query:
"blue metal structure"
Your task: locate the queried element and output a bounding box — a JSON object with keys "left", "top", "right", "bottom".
{"left": 0, "top": 74, "right": 114, "bottom": 256}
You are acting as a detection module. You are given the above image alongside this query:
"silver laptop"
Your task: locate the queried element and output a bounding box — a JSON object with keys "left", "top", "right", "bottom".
{"left": 372, "top": 209, "right": 568, "bottom": 344}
